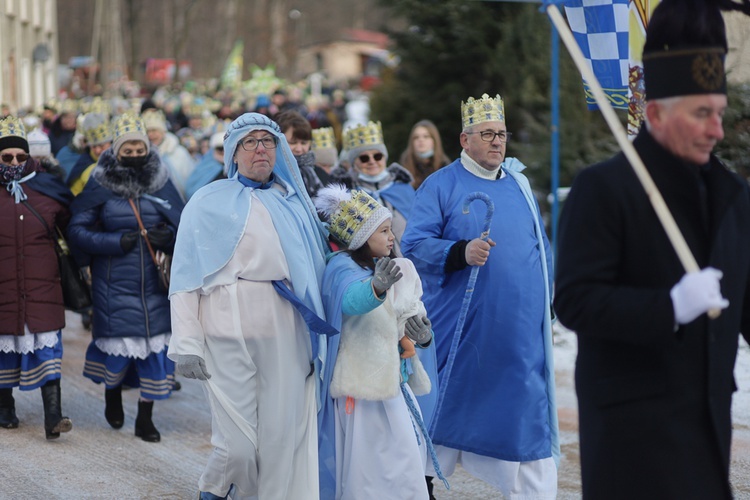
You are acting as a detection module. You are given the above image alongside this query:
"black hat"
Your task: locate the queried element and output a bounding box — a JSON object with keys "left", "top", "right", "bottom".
{"left": 643, "top": 0, "right": 728, "bottom": 99}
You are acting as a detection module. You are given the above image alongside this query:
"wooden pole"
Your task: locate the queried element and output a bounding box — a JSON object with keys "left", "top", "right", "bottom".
{"left": 546, "top": 4, "right": 720, "bottom": 318}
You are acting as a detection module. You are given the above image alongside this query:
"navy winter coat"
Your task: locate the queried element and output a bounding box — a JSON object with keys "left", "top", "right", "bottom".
{"left": 67, "top": 150, "right": 183, "bottom": 340}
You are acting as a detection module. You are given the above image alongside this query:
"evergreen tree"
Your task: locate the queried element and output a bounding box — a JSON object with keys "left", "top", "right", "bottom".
{"left": 371, "top": 0, "right": 620, "bottom": 204}
{"left": 715, "top": 82, "right": 750, "bottom": 181}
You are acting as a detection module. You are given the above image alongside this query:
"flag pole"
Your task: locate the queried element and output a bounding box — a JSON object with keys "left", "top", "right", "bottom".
{"left": 545, "top": 3, "right": 719, "bottom": 318}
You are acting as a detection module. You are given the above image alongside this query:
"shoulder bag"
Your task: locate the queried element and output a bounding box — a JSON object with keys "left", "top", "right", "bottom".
{"left": 128, "top": 199, "right": 171, "bottom": 292}
{"left": 22, "top": 200, "right": 92, "bottom": 312}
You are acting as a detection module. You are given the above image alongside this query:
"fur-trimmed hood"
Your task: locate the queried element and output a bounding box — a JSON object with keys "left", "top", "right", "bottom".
{"left": 385, "top": 162, "right": 414, "bottom": 185}
{"left": 92, "top": 148, "right": 169, "bottom": 198}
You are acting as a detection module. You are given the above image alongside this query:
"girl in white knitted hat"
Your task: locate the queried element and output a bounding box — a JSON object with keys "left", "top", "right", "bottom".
{"left": 315, "top": 184, "right": 441, "bottom": 500}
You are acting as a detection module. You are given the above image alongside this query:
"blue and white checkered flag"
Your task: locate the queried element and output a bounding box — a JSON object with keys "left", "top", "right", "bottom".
{"left": 564, "top": 0, "right": 629, "bottom": 110}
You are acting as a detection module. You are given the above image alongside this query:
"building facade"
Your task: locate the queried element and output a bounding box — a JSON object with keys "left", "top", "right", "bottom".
{"left": 0, "top": 0, "right": 58, "bottom": 112}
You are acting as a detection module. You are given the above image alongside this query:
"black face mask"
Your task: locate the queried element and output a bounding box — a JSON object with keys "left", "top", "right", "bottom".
{"left": 120, "top": 155, "right": 148, "bottom": 168}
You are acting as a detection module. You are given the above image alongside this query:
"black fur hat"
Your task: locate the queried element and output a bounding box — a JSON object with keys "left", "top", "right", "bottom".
{"left": 642, "top": 0, "right": 750, "bottom": 100}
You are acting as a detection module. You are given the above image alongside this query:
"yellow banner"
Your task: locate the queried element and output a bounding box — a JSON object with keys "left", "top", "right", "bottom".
{"left": 628, "top": 0, "right": 661, "bottom": 135}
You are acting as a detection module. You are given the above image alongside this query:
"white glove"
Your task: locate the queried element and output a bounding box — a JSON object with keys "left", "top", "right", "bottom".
{"left": 670, "top": 268, "right": 729, "bottom": 325}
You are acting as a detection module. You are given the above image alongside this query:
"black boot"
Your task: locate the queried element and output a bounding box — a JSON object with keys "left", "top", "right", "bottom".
{"left": 105, "top": 386, "right": 124, "bottom": 429}
{"left": 426, "top": 475, "right": 436, "bottom": 500}
{"left": 0, "top": 388, "right": 19, "bottom": 429}
{"left": 134, "top": 400, "right": 160, "bottom": 442}
{"left": 41, "top": 380, "right": 72, "bottom": 439}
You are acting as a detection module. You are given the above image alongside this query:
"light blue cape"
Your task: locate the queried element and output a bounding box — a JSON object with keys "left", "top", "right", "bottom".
{"left": 169, "top": 113, "right": 330, "bottom": 361}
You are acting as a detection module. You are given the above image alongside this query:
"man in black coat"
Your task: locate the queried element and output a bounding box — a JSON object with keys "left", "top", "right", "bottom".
{"left": 554, "top": 0, "right": 750, "bottom": 498}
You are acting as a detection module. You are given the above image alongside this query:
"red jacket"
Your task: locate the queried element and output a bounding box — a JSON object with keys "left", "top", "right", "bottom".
{"left": 0, "top": 185, "right": 69, "bottom": 335}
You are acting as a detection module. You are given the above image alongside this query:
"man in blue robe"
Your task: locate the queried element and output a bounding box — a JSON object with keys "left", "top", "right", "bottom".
{"left": 401, "top": 93, "right": 558, "bottom": 499}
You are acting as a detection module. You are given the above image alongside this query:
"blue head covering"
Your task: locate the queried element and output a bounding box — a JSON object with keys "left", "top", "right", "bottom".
{"left": 170, "top": 113, "right": 330, "bottom": 338}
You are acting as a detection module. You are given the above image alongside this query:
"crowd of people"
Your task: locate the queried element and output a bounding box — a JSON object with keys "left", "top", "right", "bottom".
{"left": 3, "top": 0, "right": 750, "bottom": 498}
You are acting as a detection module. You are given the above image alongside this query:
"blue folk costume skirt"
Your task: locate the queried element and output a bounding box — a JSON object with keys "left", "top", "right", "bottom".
{"left": 82, "top": 338, "right": 175, "bottom": 401}
{"left": 0, "top": 331, "right": 63, "bottom": 390}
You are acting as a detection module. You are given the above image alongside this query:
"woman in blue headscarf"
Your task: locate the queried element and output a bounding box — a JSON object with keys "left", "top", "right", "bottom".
{"left": 168, "top": 113, "right": 331, "bottom": 500}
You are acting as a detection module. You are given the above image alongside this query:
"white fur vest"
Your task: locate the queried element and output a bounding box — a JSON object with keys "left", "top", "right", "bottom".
{"left": 330, "top": 258, "right": 431, "bottom": 400}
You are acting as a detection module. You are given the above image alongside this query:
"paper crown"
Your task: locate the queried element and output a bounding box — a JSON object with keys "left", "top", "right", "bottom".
{"left": 87, "top": 97, "right": 112, "bottom": 118}
{"left": 141, "top": 109, "right": 167, "bottom": 131}
{"left": 461, "top": 93, "right": 505, "bottom": 129}
{"left": 314, "top": 184, "right": 392, "bottom": 250}
{"left": 0, "top": 116, "right": 27, "bottom": 140}
{"left": 82, "top": 113, "right": 113, "bottom": 145}
{"left": 44, "top": 98, "right": 59, "bottom": 112}
{"left": 113, "top": 113, "right": 147, "bottom": 141}
{"left": 184, "top": 103, "right": 205, "bottom": 118}
{"left": 343, "top": 121, "right": 384, "bottom": 152}
{"left": 59, "top": 99, "right": 79, "bottom": 114}
{"left": 312, "top": 127, "right": 336, "bottom": 150}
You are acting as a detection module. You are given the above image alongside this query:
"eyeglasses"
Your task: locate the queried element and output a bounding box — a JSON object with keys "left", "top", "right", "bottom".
{"left": 1, "top": 153, "right": 29, "bottom": 164}
{"left": 465, "top": 130, "right": 512, "bottom": 144}
{"left": 239, "top": 136, "right": 278, "bottom": 151}
{"left": 358, "top": 152, "right": 384, "bottom": 163}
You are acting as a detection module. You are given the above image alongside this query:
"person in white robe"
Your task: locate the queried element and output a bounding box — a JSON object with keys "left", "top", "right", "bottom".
{"left": 314, "top": 186, "right": 440, "bottom": 500}
{"left": 168, "top": 113, "right": 331, "bottom": 500}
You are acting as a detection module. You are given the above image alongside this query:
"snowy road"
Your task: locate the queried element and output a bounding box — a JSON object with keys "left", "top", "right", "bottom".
{"left": 1, "top": 312, "right": 750, "bottom": 499}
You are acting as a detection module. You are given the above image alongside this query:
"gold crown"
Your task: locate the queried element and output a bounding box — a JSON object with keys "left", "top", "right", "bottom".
{"left": 112, "top": 113, "right": 147, "bottom": 141}
{"left": 184, "top": 103, "right": 204, "bottom": 118}
{"left": 44, "top": 98, "right": 59, "bottom": 112}
{"left": 343, "top": 121, "right": 383, "bottom": 152}
{"left": 141, "top": 109, "right": 167, "bottom": 130}
{"left": 83, "top": 119, "right": 113, "bottom": 145}
{"left": 59, "top": 99, "right": 79, "bottom": 114}
{"left": 0, "top": 116, "right": 27, "bottom": 140}
{"left": 461, "top": 93, "right": 505, "bottom": 129}
{"left": 88, "top": 97, "right": 112, "bottom": 118}
{"left": 312, "top": 127, "right": 336, "bottom": 150}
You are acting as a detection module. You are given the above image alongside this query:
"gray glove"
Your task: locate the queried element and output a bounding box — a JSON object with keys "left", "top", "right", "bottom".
{"left": 176, "top": 354, "right": 211, "bottom": 380}
{"left": 405, "top": 315, "right": 432, "bottom": 346}
{"left": 372, "top": 257, "right": 403, "bottom": 295}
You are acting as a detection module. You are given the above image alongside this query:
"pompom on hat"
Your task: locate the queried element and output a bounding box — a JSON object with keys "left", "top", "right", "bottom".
{"left": 0, "top": 116, "right": 29, "bottom": 153}
{"left": 209, "top": 132, "right": 224, "bottom": 150}
{"left": 27, "top": 129, "right": 51, "bottom": 157}
{"left": 314, "top": 184, "right": 392, "bottom": 250}
{"left": 111, "top": 113, "right": 149, "bottom": 156}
